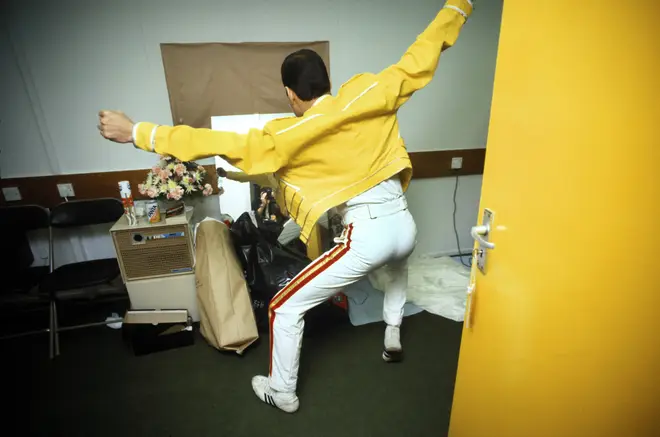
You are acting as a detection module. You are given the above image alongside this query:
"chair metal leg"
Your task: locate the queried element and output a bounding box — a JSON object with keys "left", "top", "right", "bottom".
{"left": 48, "top": 300, "right": 55, "bottom": 359}
{"left": 58, "top": 318, "right": 123, "bottom": 331}
{"left": 0, "top": 327, "right": 49, "bottom": 341}
{"left": 53, "top": 301, "right": 60, "bottom": 357}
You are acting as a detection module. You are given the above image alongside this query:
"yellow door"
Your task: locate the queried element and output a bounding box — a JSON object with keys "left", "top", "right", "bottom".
{"left": 448, "top": 1, "right": 660, "bottom": 436}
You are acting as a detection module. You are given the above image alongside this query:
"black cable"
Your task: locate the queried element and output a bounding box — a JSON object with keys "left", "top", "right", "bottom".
{"left": 453, "top": 175, "right": 471, "bottom": 268}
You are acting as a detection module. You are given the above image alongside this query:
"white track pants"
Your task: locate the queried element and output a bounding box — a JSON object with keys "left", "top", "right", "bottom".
{"left": 268, "top": 200, "right": 417, "bottom": 393}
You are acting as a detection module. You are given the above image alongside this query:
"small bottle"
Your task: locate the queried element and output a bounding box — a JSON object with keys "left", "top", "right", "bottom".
{"left": 118, "top": 181, "right": 137, "bottom": 226}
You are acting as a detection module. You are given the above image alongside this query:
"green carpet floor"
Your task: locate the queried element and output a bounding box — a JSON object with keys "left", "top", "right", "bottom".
{"left": 5, "top": 311, "right": 462, "bottom": 437}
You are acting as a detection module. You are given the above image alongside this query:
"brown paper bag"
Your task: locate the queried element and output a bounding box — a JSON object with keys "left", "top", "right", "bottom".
{"left": 194, "top": 219, "right": 258, "bottom": 354}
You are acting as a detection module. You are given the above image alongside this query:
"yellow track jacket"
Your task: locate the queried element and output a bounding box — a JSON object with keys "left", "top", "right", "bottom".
{"left": 133, "top": 0, "right": 473, "bottom": 243}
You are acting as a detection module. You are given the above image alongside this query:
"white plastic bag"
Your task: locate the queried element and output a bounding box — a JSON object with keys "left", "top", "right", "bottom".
{"left": 368, "top": 256, "right": 470, "bottom": 322}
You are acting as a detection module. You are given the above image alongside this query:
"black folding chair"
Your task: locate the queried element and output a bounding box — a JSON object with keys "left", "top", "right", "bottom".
{"left": 0, "top": 205, "right": 51, "bottom": 339}
{"left": 40, "top": 198, "right": 128, "bottom": 358}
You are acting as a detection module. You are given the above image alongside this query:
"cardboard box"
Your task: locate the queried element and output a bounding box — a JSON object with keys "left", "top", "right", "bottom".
{"left": 122, "top": 309, "right": 194, "bottom": 356}
{"left": 126, "top": 273, "right": 200, "bottom": 322}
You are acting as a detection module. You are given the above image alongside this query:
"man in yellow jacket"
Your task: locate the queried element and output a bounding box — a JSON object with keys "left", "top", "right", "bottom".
{"left": 99, "top": 0, "right": 473, "bottom": 413}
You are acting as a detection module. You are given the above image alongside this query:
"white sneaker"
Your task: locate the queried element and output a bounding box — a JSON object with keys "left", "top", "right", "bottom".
{"left": 383, "top": 325, "right": 403, "bottom": 362}
{"left": 251, "top": 375, "right": 300, "bottom": 413}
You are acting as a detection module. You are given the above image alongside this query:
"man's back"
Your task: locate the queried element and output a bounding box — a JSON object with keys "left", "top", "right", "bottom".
{"left": 262, "top": 72, "right": 413, "bottom": 240}
{"left": 266, "top": 72, "right": 407, "bottom": 178}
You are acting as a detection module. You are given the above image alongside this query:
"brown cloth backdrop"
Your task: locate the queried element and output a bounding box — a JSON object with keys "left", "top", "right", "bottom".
{"left": 160, "top": 42, "right": 330, "bottom": 128}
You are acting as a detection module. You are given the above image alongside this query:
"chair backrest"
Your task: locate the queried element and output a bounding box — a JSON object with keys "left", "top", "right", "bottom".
{"left": 0, "top": 205, "right": 50, "bottom": 272}
{"left": 0, "top": 204, "right": 50, "bottom": 232}
{"left": 50, "top": 198, "right": 124, "bottom": 228}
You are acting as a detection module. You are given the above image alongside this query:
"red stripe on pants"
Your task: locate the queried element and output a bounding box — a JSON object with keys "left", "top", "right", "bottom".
{"left": 268, "top": 224, "right": 353, "bottom": 376}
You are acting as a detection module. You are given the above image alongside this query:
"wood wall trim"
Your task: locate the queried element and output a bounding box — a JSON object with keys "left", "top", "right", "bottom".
{"left": 409, "top": 148, "right": 486, "bottom": 179}
{"left": 0, "top": 149, "right": 485, "bottom": 208}
{"left": 0, "top": 165, "right": 219, "bottom": 208}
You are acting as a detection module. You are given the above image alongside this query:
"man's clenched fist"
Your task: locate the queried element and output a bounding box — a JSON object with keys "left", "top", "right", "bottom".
{"left": 98, "top": 110, "right": 134, "bottom": 143}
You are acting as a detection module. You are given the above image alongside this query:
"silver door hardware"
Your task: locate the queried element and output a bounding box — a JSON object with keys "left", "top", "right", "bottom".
{"left": 471, "top": 208, "right": 494, "bottom": 273}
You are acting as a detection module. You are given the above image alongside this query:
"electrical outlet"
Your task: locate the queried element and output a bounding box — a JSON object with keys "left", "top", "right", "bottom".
{"left": 57, "top": 183, "right": 75, "bottom": 198}
{"left": 451, "top": 157, "right": 463, "bottom": 170}
{"left": 2, "top": 186, "right": 22, "bottom": 201}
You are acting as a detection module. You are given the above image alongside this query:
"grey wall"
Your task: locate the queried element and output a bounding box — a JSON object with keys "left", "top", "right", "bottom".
{"left": 1, "top": 0, "right": 503, "bottom": 257}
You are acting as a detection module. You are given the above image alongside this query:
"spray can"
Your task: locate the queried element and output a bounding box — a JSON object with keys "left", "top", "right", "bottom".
{"left": 118, "top": 180, "right": 137, "bottom": 226}
{"left": 146, "top": 200, "right": 161, "bottom": 223}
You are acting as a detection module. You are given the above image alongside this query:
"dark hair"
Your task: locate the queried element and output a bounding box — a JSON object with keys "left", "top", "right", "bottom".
{"left": 281, "top": 49, "right": 330, "bottom": 101}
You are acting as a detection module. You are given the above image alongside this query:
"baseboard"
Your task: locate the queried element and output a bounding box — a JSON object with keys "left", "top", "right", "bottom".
{"left": 423, "top": 247, "right": 475, "bottom": 258}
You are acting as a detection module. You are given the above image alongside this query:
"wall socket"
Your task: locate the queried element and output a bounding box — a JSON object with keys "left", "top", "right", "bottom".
{"left": 2, "top": 186, "right": 22, "bottom": 201}
{"left": 451, "top": 157, "right": 464, "bottom": 170}
{"left": 57, "top": 183, "right": 75, "bottom": 198}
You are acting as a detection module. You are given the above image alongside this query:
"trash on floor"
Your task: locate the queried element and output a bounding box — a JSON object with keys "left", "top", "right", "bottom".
{"left": 105, "top": 312, "right": 123, "bottom": 329}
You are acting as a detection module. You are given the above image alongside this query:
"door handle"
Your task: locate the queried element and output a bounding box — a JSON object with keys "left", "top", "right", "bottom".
{"left": 471, "top": 224, "right": 495, "bottom": 250}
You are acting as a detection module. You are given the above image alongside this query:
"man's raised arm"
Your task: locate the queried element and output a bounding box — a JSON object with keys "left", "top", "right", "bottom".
{"left": 98, "top": 110, "right": 285, "bottom": 176}
{"left": 377, "top": 0, "right": 473, "bottom": 110}
{"left": 219, "top": 169, "right": 278, "bottom": 188}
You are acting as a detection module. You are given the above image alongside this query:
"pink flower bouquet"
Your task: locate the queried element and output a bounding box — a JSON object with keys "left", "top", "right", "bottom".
{"left": 138, "top": 155, "right": 213, "bottom": 201}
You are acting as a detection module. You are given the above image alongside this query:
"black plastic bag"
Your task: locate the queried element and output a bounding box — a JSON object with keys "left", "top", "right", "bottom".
{"left": 229, "top": 213, "right": 348, "bottom": 334}
{"left": 229, "top": 212, "right": 261, "bottom": 287}
{"left": 256, "top": 216, "right": 283, "bottom": 246}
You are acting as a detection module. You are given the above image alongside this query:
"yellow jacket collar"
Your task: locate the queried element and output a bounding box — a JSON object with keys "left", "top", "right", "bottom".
{"left": 304, "top": 94, "right": 332, "bottom": 116}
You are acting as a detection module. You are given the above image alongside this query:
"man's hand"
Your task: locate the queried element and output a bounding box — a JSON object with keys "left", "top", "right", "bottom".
{"left": 98, "top": 110, "right": 135, "bottom": 143}
{"left": 216, "top": 167, "right": 227, "bottom": 178}
{"left": 260, "top": 191, "right": 271, "bottom": 206}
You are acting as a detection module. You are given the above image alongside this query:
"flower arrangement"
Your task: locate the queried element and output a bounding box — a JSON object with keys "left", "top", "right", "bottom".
{"left": 138, "top": 155, "right": 213, "bottom": 201}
